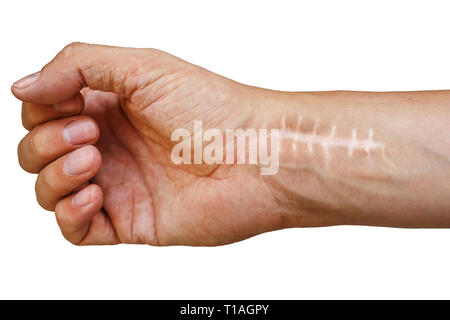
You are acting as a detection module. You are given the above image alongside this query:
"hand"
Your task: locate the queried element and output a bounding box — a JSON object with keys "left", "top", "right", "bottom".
{"left": 12, "top": 43, "right": 296, "bottom": 246}
{"left": 14, "top": 43, "right": 450, "bottom": 245}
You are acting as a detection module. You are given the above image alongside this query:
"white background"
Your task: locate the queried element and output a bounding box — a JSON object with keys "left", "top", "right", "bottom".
{"left": 1, "top": 0, "right": 450, "bottom": 299}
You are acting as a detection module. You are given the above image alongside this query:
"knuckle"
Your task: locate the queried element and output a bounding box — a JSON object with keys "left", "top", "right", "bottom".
{"left": 42, "top": 168, "right": 58, "bottom": 195}
{"left": 55, "top": 205, "right": 75, "bottom": 232}
{"left": 27, "top": 126, "right": 53, "bottom": 163}
{"left": 60, "top": 42, "right": 86, "bottom": 59}
{"left": 35, "top": 193, "right": 56, "bottom": 211}
{"left": 21, "top": 103, "right": 35, "bottom": 130}
{"left": 64, "top": 236, "right": 80, "bottom": 246}
{"left": 35, "top": 171, "right": 58, "bottom": 211}
{"left": 21, "top": 116, "right": 33, "bottom": 131}
{"left": 55, "top": 215, "right": 84, "bottom": 246}
{"left": 56, "top": 215, "right": 76, "bottom": 235}
{"left": 58, "top": 224, "right": 83, "bottom": 246}
{"left": 67, "top": 237, "right": 84, "bottom": 246}
{"left": 18, "top": 135, "right": 39, "bottom": 173}
{"left": 17, "top": 137, "right": 32, "bottom": 173}
{"left": 27, "top": 130, "right": 44, "bottom": 160}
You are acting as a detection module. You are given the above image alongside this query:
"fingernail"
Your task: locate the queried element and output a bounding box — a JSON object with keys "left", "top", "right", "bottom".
{"left": 13, "top": 71, "right": 41, "bottom": 90}
{"left": 72, "top": 186, "right": 93, "bottom": 207}
{"left": 63, "top": 120, "right": 97, "bottom": 145}
{"left": 63, "top": 147, "right": 95, "bottom": 176}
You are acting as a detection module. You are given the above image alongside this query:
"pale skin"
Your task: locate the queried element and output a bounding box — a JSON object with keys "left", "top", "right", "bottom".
{"left": 11, "top": 43, "right": 450, "bottom": 246}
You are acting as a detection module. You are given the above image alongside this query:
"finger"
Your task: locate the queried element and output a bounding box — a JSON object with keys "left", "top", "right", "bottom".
{"left": 11, "top": 42, "right": 160, "bottom": 104}
{"left": 35, "top": 145, "right": 101, "bottom": 211}
{"left": 18, "top": 116, "right": 99, "bottom": 173}
{"left": 55, "top": 184, "right": 119, "bottom": 245}
{"left": 55, "top": 184, "right": 103, "bottom": 244}
{"left": 22, "top": 103, "right": 56, "bottom": 131}
{"left": 54, "top": 92, "right": 85, "bottom": 114}
{"left": 21, "top": 93, "right": 85, "bottom": 130}
{"left": 78, "top": 210, "right": 121, "bottom": 246}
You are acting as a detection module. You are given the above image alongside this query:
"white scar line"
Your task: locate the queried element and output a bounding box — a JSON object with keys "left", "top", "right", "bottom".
{"left": 279, "top": 117, "right": 396, "bottom": 168}
{"left": 280, "top": 129, "right": 382, "bottom": 153}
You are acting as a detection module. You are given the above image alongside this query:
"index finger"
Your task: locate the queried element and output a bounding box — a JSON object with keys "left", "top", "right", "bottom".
{"left": 21, "top": 92, "right": 84, "bottom": 130}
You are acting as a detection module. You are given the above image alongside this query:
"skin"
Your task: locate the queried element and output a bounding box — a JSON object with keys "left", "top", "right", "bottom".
{"left": 11, "top": 43, "right": 450, "bottom": 246}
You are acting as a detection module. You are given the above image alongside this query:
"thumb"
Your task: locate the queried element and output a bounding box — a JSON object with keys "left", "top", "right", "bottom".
{"left": 11, "top": 42, "right": 158, "bottom": 104}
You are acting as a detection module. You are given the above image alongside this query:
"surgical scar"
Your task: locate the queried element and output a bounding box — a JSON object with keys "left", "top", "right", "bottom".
{"left": 278, "top": 115, "right": 396, "bottom": 169}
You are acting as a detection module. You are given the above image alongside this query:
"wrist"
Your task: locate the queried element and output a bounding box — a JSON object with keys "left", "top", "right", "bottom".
{"left": 248, "top": 89, "right": 348, "bottom": 228}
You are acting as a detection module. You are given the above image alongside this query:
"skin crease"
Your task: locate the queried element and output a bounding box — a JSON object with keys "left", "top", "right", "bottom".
{"left": 12, "top": 43, "right": 450, "bottom": 246}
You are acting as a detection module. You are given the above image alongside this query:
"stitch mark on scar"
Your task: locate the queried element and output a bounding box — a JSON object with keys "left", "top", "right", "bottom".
{"left": 322, "top": 125, "right": 336, "bottom": 160}
{"left": 279, "top": 121, "right": 396, "bottom": 169}
{"left": 349, "top": 129, "right": 357, "bottom": 157}
{"left": 292, "top": 115, "right": 303, "bottom": 152}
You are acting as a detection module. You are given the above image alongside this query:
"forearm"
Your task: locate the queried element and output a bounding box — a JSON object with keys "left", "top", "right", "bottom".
{"left": 254, "top": 89, "right": 450, "bottom": 228}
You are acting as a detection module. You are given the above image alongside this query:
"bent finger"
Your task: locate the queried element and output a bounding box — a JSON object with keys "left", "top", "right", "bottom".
{"left": 35, "top": 145, "right": 102, "bottom": 211}
{"left": 21, "top": 93, "right": 85, "bottom": 130}
{"left": 55, "top": 184, "right": 119, "bottom": 245}
{"left": 18, "top": 116, "right": 99, "bottom": 173}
